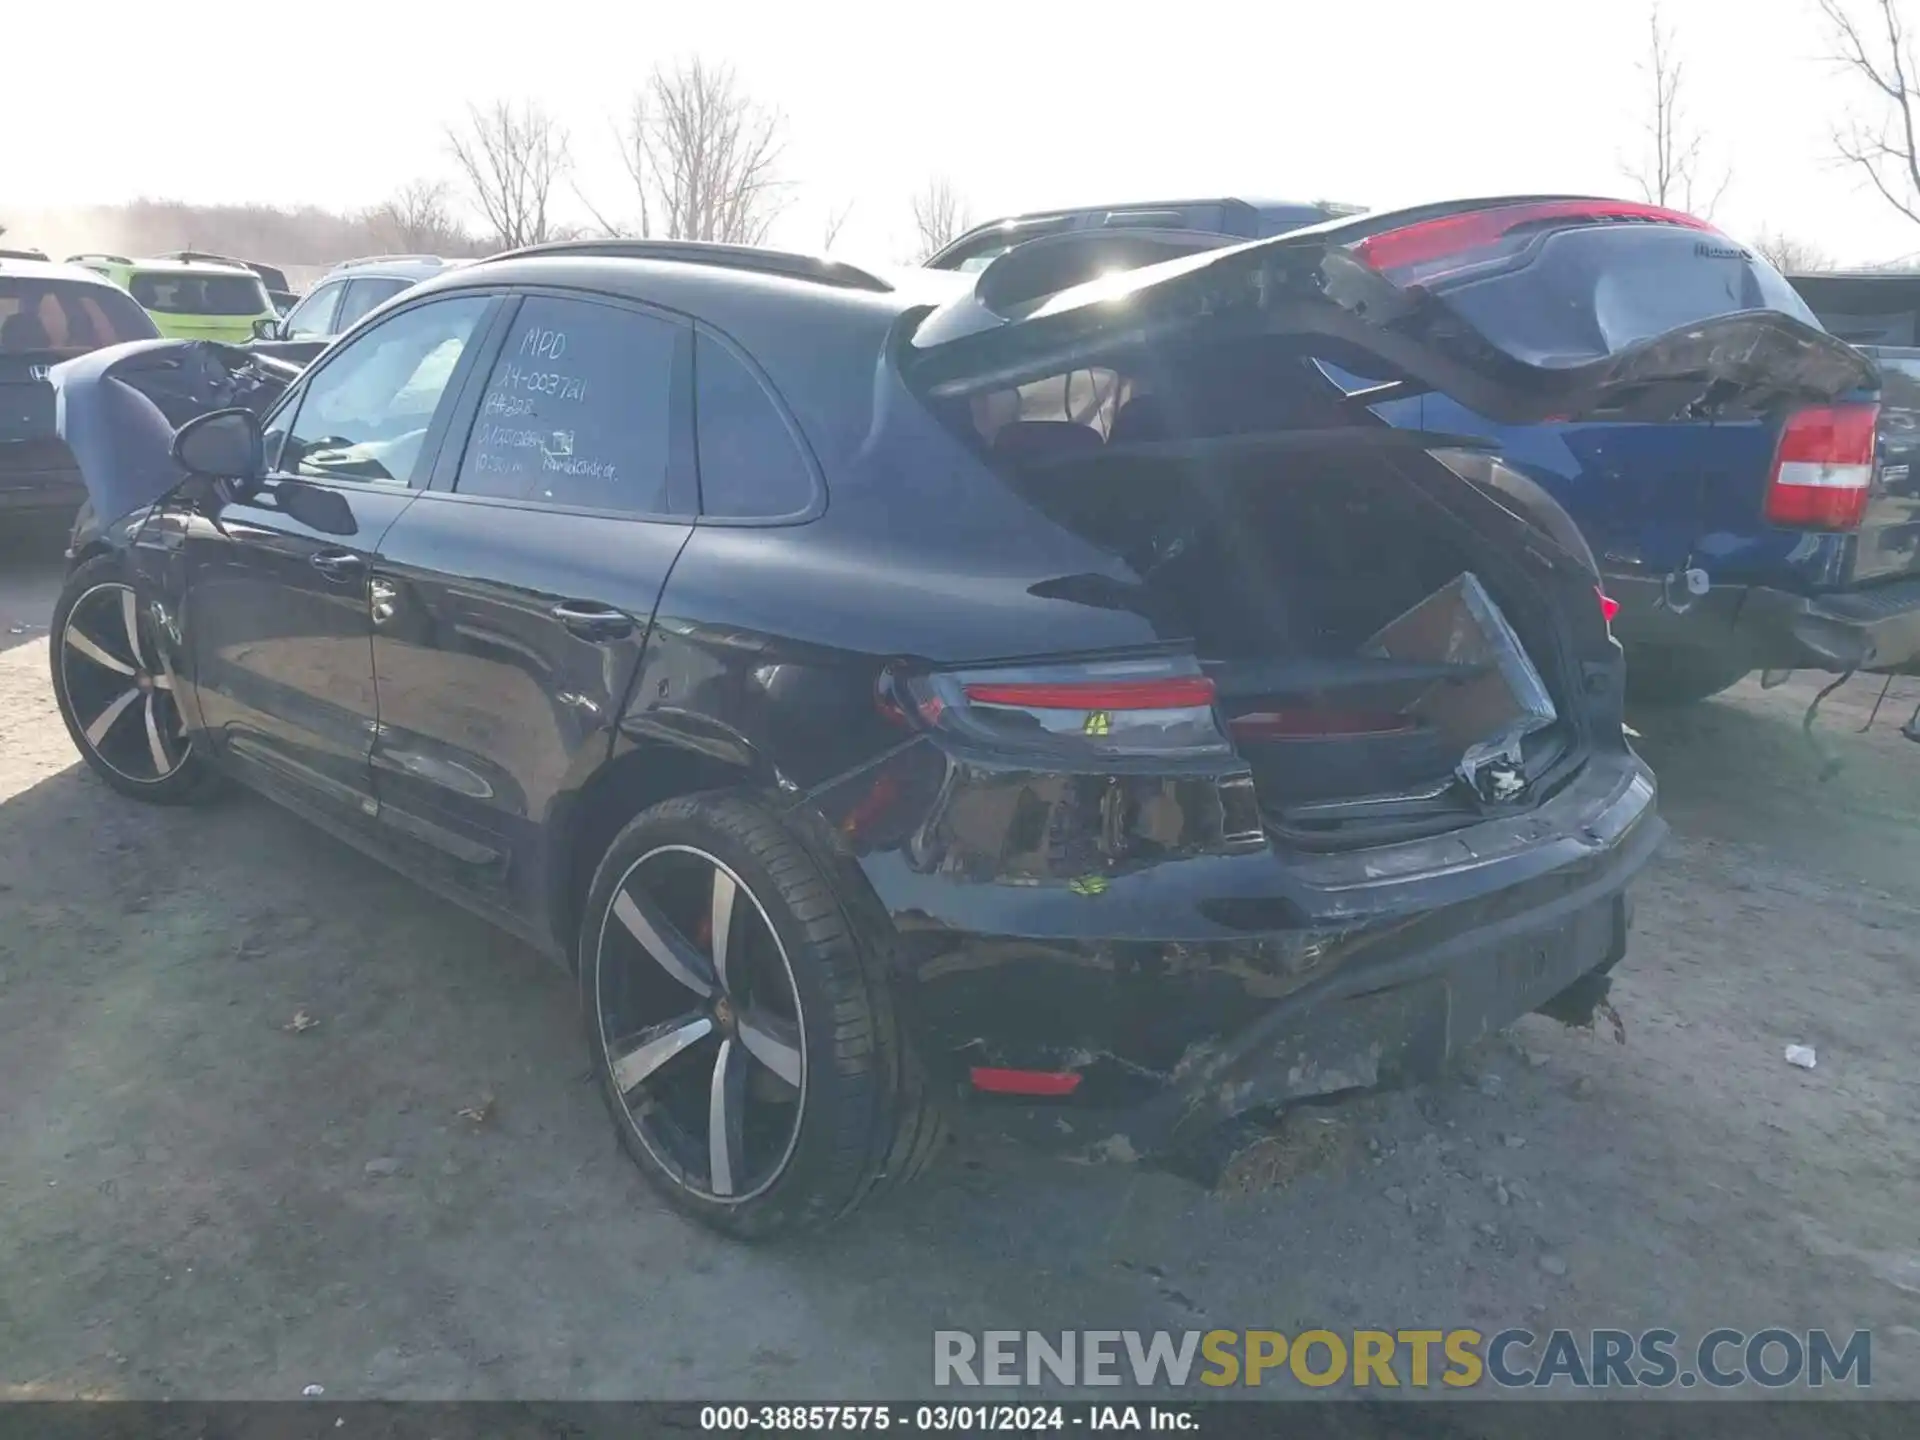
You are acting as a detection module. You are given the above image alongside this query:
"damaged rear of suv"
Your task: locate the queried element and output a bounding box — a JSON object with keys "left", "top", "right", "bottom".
{"left": 830, "top": 198, "right": 1875, "bottom": 1168}
{"left": 44, "top": 203, "right": 1873, "bottom": 1233}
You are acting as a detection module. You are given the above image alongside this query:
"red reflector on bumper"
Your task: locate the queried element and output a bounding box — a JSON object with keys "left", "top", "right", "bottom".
{"left": 970, "top": 1067, "right": 1083, "bottom": 1096}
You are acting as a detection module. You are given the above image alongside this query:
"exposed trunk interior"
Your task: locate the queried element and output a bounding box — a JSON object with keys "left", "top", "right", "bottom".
{"left": 974, "top": 339, "right": 1587, "bottom": 847}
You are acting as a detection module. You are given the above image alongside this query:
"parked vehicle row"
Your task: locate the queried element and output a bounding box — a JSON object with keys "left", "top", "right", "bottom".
{"left": 247, "top": 254, "right": 466, "bottom": 364}
{"left": 39, "top": 197, "right": 1876, "bottom": 1236}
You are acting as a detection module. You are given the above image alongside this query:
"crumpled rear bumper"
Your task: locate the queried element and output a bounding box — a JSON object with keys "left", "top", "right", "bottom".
{"left": 814, "top": 736, "right": 1663, "bottom": 1160}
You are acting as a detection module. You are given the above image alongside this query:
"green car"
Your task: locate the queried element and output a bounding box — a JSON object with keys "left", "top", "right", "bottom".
{"left": 66, "top": 253, "right": 277, "bottom": 342}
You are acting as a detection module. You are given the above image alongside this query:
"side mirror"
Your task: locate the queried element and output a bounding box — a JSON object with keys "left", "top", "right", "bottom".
{"left": 173, "top": 407, "right": 265, "bottom": 482}
{"left": 251, "top": 316, "right": 279, "bottom": 340}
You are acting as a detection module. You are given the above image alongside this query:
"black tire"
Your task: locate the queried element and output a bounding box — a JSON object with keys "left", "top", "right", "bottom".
{"left": 580, "top": 792, "right": 945, "bottom": 1238}
{"left": 1624, "top": 645, "right": 1752, "bottom": 707}
{"left": 49, "top": 553, "right": 222, "bottom": 805}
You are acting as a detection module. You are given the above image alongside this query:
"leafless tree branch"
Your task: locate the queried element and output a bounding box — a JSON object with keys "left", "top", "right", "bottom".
{"left": 364, "top": 179, "right": 476, "bottom": 255}
{"left": 1622, "top": 3, "right": 1729, "bottom": 216}
{"left": 822, "top": 200, "right": 854, "bottom": 251}
{"left": 1823, "top": 0, "right": 1920, "bottom": 226}
{"left": 1750, "top": 229, "right": 1835, "bottom": 272}
{"left": 445, "top": 100, "right": 573, "bottom": 251}
{"left": 613, "top": 61, "right": 787, "bottom": 245}
{"left": 908, "top": 177, "right": 973, "bottom": 261}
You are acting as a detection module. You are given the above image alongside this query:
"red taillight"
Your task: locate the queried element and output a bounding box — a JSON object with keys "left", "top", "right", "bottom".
{"left": 1597, "top": 589, "right": 1620, "bottom": 625}
{"left": 963, "top": 677, "right": 1216, "bottom": 709}
{"left": 1352, "top": 199, "right": 1716, "bottom": 279}
{"left": 898, "top": 657, "right": 1233, "bottom": 759}
{"left": 1765, "top": 403, "right": 1878, "bottom": 531}
{"left": 970, "top": 1067, "right": 1082, "bottom": 1097}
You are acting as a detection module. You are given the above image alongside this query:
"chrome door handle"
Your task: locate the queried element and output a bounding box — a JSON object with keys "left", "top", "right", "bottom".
{"left": 310, "top": 549, "right": 366, "bottom": 583}
{"left": 551, "top": 601, "right": 635, "bottom": 641}
{"left": 370, "top": 578, "right": 398, "bottom": 625}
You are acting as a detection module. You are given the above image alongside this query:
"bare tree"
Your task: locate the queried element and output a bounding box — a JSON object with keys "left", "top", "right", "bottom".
{"left": 908, "top": 177, "right": 972, "bottom": 261}
{"left": 366, "top": 179, "right": 475, "bottom": 254}
{"left": 614, "top": 60, "right": 786, "bottom": 244}
{"left": 1822, "top": 0, "right": 1920, "bottom": 225}
{"left": 446, "top": 101, "right": 572, "bottom": 250}
{"left": 822, "top": 200, "right": 854, "bottom": 251}
{"left": 1623, "top": 4, "right": 1729, "bottom": 216}
{"left": 1750, "top": 229, "right": 1836, "bottom": 273}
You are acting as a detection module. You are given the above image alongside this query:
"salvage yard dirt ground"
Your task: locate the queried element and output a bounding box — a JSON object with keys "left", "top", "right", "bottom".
{"left": 3, "top": 524, "right": 1918, "bottom": 1401}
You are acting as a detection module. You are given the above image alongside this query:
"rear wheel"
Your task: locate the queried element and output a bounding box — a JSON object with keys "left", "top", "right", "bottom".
{"left": 49, "top": 554, "right": 220, "bottom": 804}
{"left": 581, "top": 793, "right": 944, "bottom": 1238}
{"left": 1624, "top": 645, "right": 1751, "bottom": 707}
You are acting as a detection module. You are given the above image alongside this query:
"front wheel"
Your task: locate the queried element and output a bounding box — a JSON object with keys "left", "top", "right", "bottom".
{"left": 49, "top": 554, "right": 221, "bottom": 804}
{"left": 1624, "top": 645, "right": 1752, "bottom": 707}
{"left": 580, "top": 793, "right": 945, "bottom": 1238}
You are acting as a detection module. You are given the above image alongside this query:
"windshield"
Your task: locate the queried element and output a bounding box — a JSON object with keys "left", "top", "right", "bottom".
{"left": 0, "top": 277, "right": 159, "bottom": 353}
{"left": 128, "top": 270, "right": 271, "bottom": 316}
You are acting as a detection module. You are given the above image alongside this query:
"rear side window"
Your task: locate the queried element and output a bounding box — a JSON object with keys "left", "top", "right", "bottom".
{"left": 0, "top": 279, "right": 157, "bottom": 352}
{"left": 335, "top": 277, "right": 410, "bottom": 334}
{"left": 694, "top": 333, "right": 816, "bottom": 519}
{"left": 129, "top": 270, "right": 270, "bottom": 316}
{"left": 455, "top": 295, "right": 685, "bottom": 515}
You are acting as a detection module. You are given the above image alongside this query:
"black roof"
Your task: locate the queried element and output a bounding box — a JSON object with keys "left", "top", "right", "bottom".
{"left": 408, "top": 244, "right": 968, "bottom": 479}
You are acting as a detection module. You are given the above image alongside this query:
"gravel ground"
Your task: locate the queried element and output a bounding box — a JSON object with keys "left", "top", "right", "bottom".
{"left": 3, "top": 523, "right": 1918, "bottom": 1402}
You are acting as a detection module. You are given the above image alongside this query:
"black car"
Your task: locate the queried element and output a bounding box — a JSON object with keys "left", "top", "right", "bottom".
{"left": 3, "top": 256, "right": 160, "bottom": 524}
{"left": 45, "top": 206, "right": 1864, "bottom": 1235}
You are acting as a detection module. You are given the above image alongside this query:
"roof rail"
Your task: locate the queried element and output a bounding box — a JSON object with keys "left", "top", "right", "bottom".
{"left": 0, "top": 247, "right": 50, "bottom": 262}
{"left": 159, "top": 249, "right": 244, "bottom": 265}
{"left": 67, "top": 252, "right": 132, "bottom": 265}
{"left": 336, "top": 254, "right": 448, "bottom": 270}
{"left": 483, "top": 238, "right": 894, "bottom": 293}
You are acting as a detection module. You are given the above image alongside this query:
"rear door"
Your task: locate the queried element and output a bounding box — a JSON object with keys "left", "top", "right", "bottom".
{"left": 183, "top": 292, "right": 499, "bottom": 827}
{"left": 366, "top": 290, "right": 696, "bottom": 927}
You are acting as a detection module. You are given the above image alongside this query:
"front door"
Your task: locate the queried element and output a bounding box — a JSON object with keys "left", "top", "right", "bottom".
{"left": 183, "top": 292, "right": 498, "bottom": 824}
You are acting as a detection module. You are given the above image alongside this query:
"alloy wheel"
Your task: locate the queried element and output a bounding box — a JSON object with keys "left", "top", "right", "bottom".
{"left": 595, "top": 845, "right": 807, "bottom": 1203}
{"left": 58, "top": 582, "right": 190, "bottom": 784}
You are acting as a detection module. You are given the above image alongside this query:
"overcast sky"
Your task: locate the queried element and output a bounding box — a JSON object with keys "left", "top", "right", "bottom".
{"left": 6, "top": 0, "right": 1919, "bottom": 267}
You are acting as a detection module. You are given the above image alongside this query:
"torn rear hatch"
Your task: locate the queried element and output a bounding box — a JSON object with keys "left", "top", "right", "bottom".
{"left": 908, "top": 196, "right": 1878, "bottom": 424}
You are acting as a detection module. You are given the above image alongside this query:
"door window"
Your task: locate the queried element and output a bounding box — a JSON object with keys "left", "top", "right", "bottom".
{"left": 278, "top": 295, "right": 491, "bottom": 486}
{"left": 335, "top": 277, "right": 411, "bottom": 334}
{"left": 283, "top": 281, "right": 345, "bottom": 339}
{"left": 454, "top": 295, "right": 685, "bottom": 515}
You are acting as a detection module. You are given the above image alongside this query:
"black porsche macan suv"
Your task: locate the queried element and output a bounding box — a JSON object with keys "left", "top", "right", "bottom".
{"left": 47, "top": 203, "right": 1871, "bottom": 1234}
